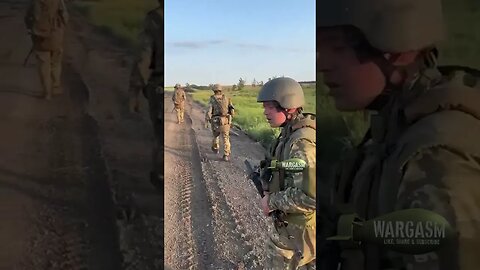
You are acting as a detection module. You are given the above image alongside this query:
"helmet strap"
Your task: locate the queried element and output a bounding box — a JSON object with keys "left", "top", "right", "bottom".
{"left": 366, "top": 49, "right": 435, "bottom": 110}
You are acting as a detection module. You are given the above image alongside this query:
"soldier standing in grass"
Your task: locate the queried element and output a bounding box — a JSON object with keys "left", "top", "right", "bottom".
{"left": 128, "top": 0, "right": 163, "bottom": 188}
{"left": 205, "top": 84, "right": 234, "bottom": 161}
{"left": 256, "top": 77, "right": 316, "bottom": 269}
{"left": 25, "top": 0, "right": 69, "bottom": 100}
{"left": 172, "top": 83, "right": 186, "bottom": 124}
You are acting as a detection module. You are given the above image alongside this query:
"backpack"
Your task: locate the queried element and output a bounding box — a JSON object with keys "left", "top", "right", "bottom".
{"left": 212, "top": 95, "right": 229, "bottom": 116}
{"left": 173, "top": 89, "right": 185, "bottom": 104}
{"left": 27, "top": 0, "right": 68, "bottom": 37}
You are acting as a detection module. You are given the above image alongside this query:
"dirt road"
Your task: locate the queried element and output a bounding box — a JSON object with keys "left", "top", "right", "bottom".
{"left": 0, "top": 1, "right": 162, "bottom": 269}
{"left": 164, "top": 94, "right": 270, "bottom": 269}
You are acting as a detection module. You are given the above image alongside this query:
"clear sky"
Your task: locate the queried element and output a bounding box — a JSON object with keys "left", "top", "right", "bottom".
{"left": 165, "top": 0, "right": 315, "bottom": 86}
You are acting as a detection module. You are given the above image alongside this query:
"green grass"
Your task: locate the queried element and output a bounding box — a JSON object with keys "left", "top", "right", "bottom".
{"left": 72, "top": 0, "right": 157, "bottom": 48}
{"left": 439, "top": 0, "right": 480, "bottom": 69}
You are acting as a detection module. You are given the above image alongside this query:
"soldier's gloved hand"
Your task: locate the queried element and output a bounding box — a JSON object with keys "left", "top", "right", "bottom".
{"left": 129, "top": 96, "right": 140, "bottom": 113}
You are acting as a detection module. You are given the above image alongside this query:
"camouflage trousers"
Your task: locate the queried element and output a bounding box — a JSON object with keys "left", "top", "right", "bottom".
{"left": 265, "top": 222, "right": 316, "bottom": 270}
{"left": 174, "top": 103, "right": 185, "bottom": 123}
{"left": 211, "top": 125, "right": 230, "bottom": 156}
{"left": 35, "top": 49, "right": 63, "bottom": 98}
{"left": 144, "top": 72, "right": 164, "bottom": 184}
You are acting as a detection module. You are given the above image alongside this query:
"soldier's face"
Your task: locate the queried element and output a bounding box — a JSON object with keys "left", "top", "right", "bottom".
{"left": 317, "top": 27, "right": 385, "bottom": 111}
{"left": 263, "top": 101, "right": 286, "bottom": 127}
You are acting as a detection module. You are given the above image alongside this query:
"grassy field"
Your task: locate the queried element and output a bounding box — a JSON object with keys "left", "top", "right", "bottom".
{"left": 439, "top": 0, "right": 480, "bottom": 68}
{"left": 72, "top": 0, "right": 157, "bottom": 48}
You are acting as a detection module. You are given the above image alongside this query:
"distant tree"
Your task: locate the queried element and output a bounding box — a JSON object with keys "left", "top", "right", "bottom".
{"left": 252, "top": 78, "right": 257, "bottom": 87}
{"left": 232, "top": 84, "right": 237, "bottom": 91}
{"left": 259, "top": 80, "right": 264, "bottom": 86}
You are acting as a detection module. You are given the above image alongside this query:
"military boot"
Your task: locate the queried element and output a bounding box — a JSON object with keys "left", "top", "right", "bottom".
{"left": 211, "top": 146, "right": 219, "bottom": 154}
{"left": 223, "top": 155, "right": 230, "bottom": 162}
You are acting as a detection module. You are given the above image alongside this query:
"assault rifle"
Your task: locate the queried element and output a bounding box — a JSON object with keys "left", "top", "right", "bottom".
{"left": 244, "top": 158, "right": 305, "bottom": 268}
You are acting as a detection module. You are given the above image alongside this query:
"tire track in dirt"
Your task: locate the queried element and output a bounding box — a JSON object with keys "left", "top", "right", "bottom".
{"left": 185, "top": 114, "right": 218, "bottom": 269}
{"left": 186, "top": 105, "right": 262, "bottom": 269}
{"left": 200, "top": 157, "right": 262, "bottom": 269}
{"left": 166, "top": 93, "right": 268, "bottom": 269}
{"left": 187, "top": 93, "right": 271, "bottom": 267}
{"left": 165, "top": 96, "right": 217, "bottom": 270}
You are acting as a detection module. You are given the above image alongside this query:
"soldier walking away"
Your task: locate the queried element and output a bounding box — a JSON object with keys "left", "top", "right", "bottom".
{"left": 24, "top": 0, "right": 69, "bottom": 100}
{"left": 256, "top": 77, "right": 316, "bottom": 269}
{"left": 317, "top": 0, "right": 480, "bottom": 269}
{"left": 172, "top": 83, "right": 186, "bottom": 124}
{"left": 205, "top": 84, "right": 235, "bottom": 162}
{"left": 128, "top": 0, "right": 164, "bottom": 189}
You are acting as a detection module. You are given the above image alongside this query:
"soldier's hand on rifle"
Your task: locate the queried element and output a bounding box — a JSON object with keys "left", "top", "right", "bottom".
{"left": 261, "top": 193, "right": 271, "bottom": 216}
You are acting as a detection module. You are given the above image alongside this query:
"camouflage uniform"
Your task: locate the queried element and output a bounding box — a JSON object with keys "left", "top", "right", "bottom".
{"left": 128, "top": 3, "right": 164, "bottom": 186}
{"left": 317, "top": 0, "right": 480, "bottom": 269}
{"left": 172, "top": 84, "right": 186, "bottom": 124}
{"left": 257, "top": 78, "right": 316, "bottom": 269}
{"left": 205, "top": 84, "right": 234, "bottom": 161}
{"left": 25, "top": 0, "right": 68, "bottom": 99}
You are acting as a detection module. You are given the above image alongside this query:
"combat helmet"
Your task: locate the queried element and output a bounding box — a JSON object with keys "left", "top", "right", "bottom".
{"left": 317, "top": 0, "right": 445, "bottom": 52}
{"left": 174, "top": 83, "right": 181, "bottom": 89}
{"left": 257, "top": 77, "right": 304, "bottom": 109}
{"left": 212, "top": 84, "right": 223, "bottom": 92}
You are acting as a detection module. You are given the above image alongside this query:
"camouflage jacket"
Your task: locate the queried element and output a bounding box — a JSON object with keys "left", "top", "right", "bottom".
{"left": 267, "top": 113, "right": 317, "bottom": 226}
{"left": 129, "top": 6, "right": 163, "bottom": 97}
{"left": 205, "top": 94, "right": 233, "bottom": 119}
{"left": 172, "top": 88, "right": 186, "bottom": 104}
{"left": 25, "top": 0, "right": 68, "bottom": 51}
{"left": 331, "top": 67, "right": 480, "bottom": 270}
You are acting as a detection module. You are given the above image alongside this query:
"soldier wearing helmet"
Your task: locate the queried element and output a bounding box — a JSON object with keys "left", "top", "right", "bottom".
{"left": 256, "top": 77, "right": 316, "bottom": 269}
{"left": 205, "top": 84, "right": 235, "bottom": 161}
{"left": 128, "top": 0, "right": 163, "bottom": 188}
{"left": 317, "top": 0, "right": 480, "bottom": 269}
{"left": 172, "top": 83, "right": 186, "bottom": 124}
{"left": 24, "top": 0, "right": 69, "bottom": 100}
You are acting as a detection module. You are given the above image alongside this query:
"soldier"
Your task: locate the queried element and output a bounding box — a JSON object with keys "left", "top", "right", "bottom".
{"left": 172, "top": 83, "right": 186, "bottom": 124}
{"left": 128, "top": 0, "right": 163, "bottom": 188}
{"left": 317, "top": 0, "right": 480, "bottom": 269}
{"left": 205, "top": 84, "right": 234, "bottom": 161}
{"left": 25, "top": 0, "right": 69, "bottom": 100}
{"left": 256, "top": 77, "right": 316, "bottom": 269}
